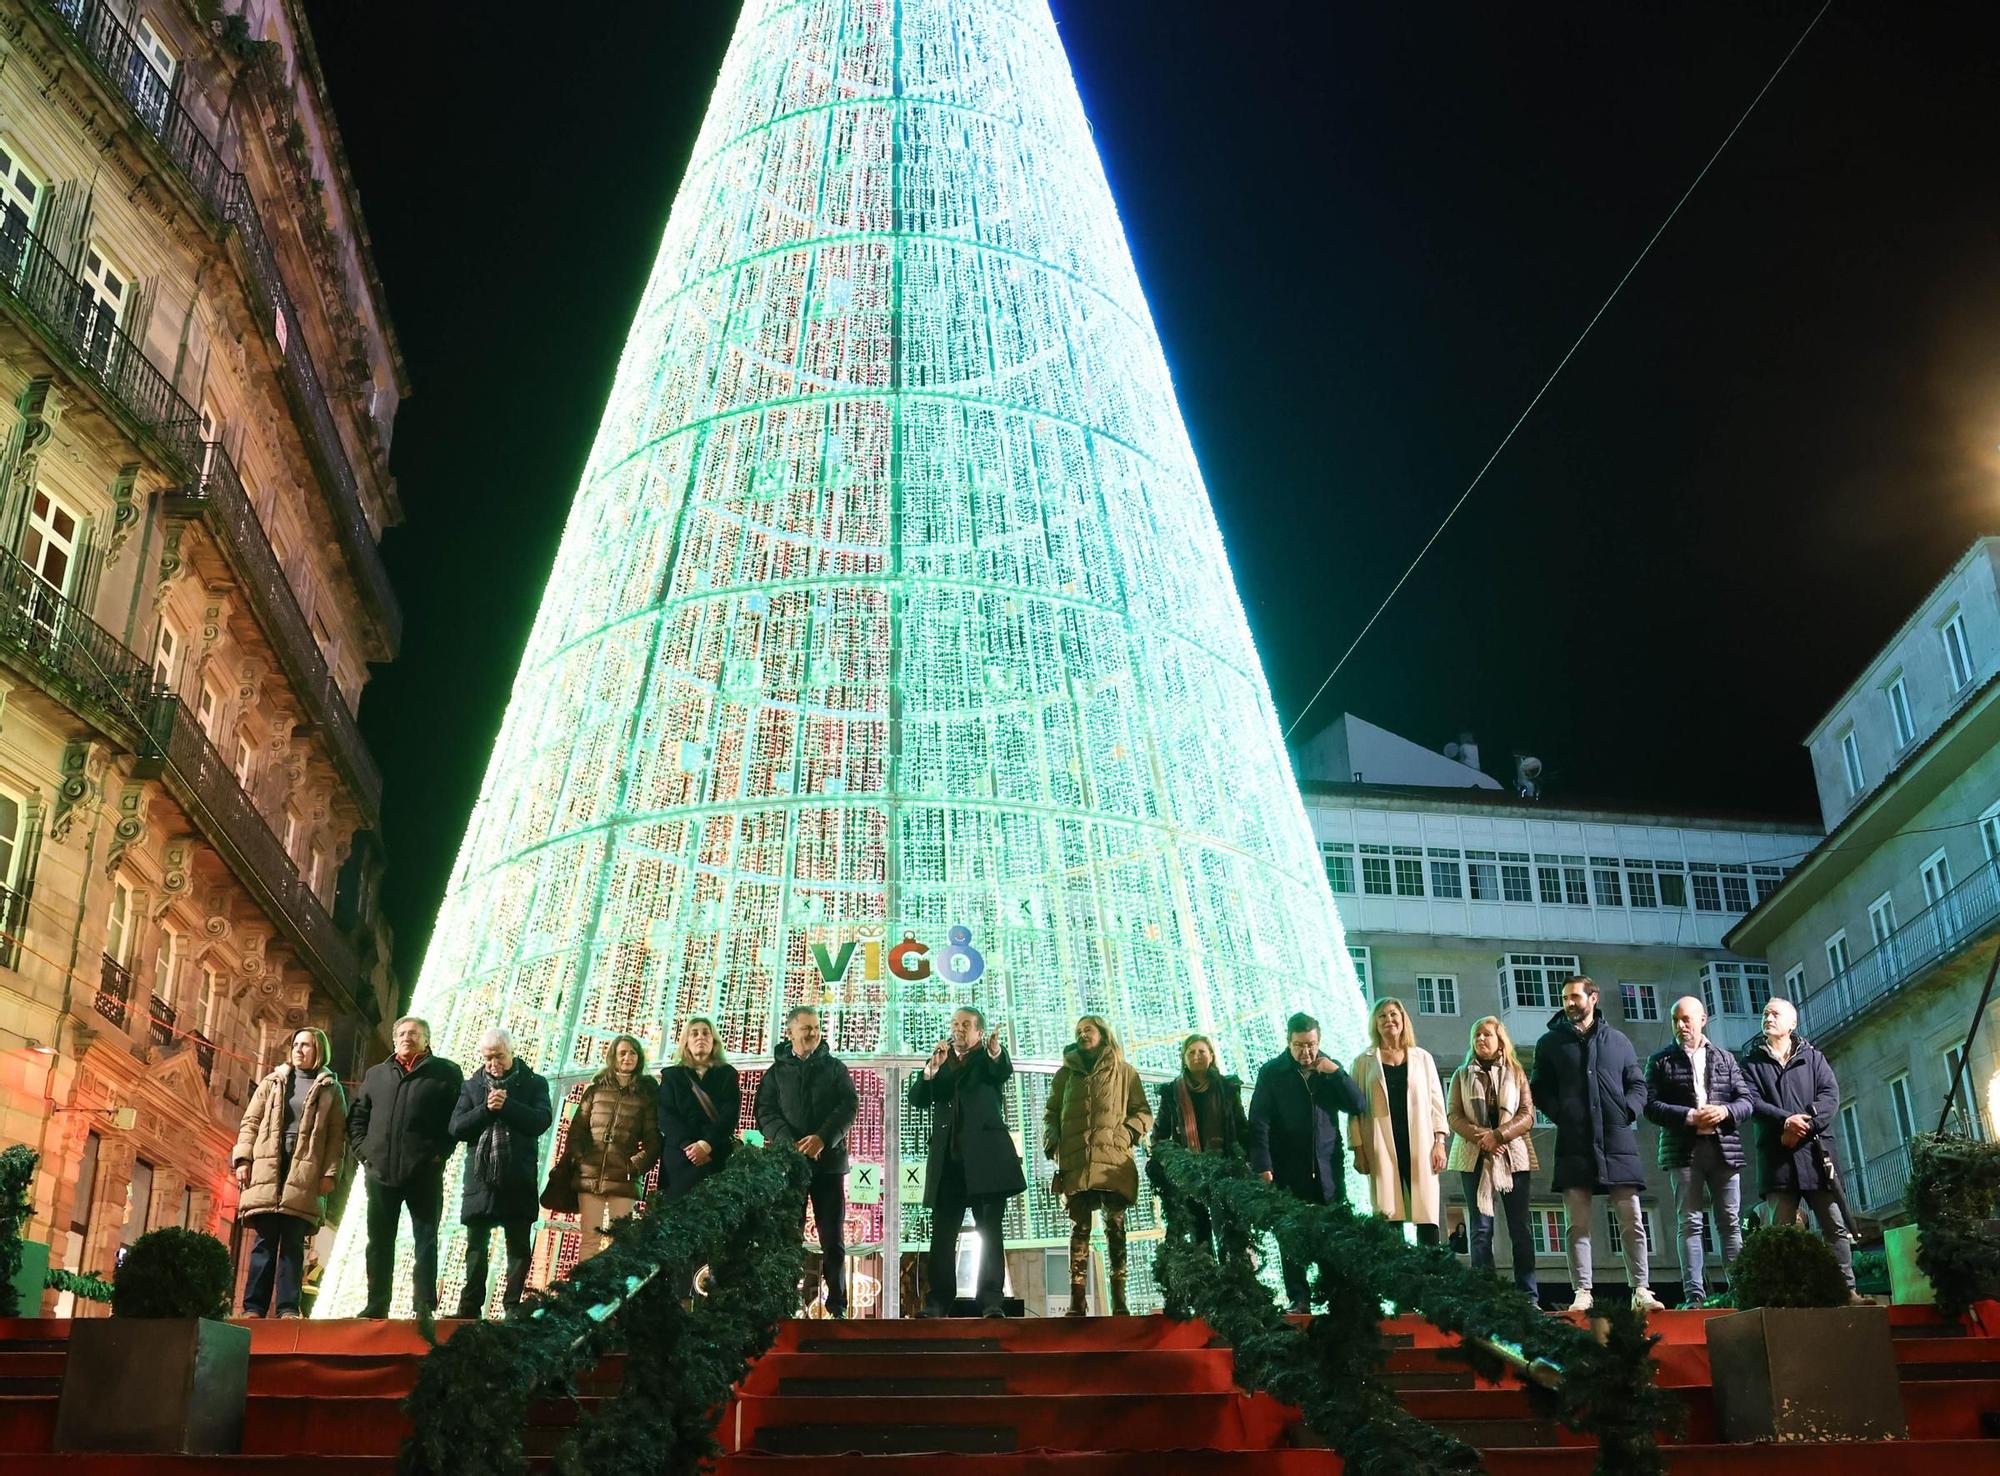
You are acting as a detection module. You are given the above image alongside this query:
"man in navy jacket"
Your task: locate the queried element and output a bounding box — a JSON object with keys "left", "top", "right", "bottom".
{"left": 1645, "top": 995, "right": 1753, "bottom": 1307}
{"left": 1248, "top": 1011, "right": 1365, "bottom": 1313}
{"left": 1531, "top": 976, "right": 1663, "bottom": 1314}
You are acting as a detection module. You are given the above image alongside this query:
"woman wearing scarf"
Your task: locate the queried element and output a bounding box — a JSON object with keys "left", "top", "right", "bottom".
{"left": 1044, "top": 1015, "right": 1152, "bottom": 1316}
{"left": 448, "top": 1027, "right": 553, "bottom": 1318}
{"left": 1149, "top": 1033, "right": 1247, "bottom": 1257}
{"left": 1445, "top": 1015, "right": 1540, "bottom": 1298}
{"left": 564, "top": 1034, "right": 660, "bottom": 1259}
{"left": 1349, "top": 998, "right": 1449, "bottom": 1245}
{"left": 658, "top": 1016, "right": 740, "bottom": 1201}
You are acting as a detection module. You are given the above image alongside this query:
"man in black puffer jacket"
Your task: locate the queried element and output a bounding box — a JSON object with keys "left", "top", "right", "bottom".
{"left": 347, "top": 1016, "right": 464, "bottom": 1318}
{"left": 755, "top": 1006, "right": 859, "bottom": 1316}
{"left": 1644, "top": 995, "right": 1752, "bottom": 1308}
{"left": 1530, "top": 976, "right": 1663, "bottom": 1314}
{"left": 448, "top": 1027, "right": 552, "bottom": 1317}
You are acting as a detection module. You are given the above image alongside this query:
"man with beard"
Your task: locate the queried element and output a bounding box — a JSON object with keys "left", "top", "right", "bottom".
{"left": 1531, "top": 977, "right": 1664, "bottom": 1314}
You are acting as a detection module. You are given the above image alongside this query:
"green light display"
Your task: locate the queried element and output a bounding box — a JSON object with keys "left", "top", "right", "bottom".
{"left": 320, "top": 0, "right": 1367, "bottom": 1315}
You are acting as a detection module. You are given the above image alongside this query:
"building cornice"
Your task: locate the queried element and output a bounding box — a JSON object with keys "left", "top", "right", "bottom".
{"left": 1803, "top": 534, "right": 2000, "bottom": 748}
{"left": 1728, "top": 666, "right": 2000, "bottom": 955}
{"left": 1300, "top": 781, "right": 1821, "bottom": 837}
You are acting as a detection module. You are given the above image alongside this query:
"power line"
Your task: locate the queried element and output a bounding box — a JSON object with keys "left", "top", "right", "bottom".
{"left": 1285, "top": 0, "right": 1835, "bottom": 741}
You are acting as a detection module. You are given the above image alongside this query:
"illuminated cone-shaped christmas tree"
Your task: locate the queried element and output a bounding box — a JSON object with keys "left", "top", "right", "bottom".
{"left": 321, "top": 0, "right": 1367, "bottom": 1316}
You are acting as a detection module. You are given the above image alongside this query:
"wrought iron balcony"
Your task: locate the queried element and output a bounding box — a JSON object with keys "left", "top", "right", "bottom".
{"left": 41, "top": 0, "right": 235, "bottom": 218}
{"left": 167, "top": 444, "right": 382, "bottom": 822}
{"left": 191, "top": 1029, "right": 216, "bottom": 1081}
{"left": 0, "top": 557, "right": 159, "bottom": 739}
{"left": 96, "top": 954, "right": 132, "bottom": 1030}
{"left": 222, "top": 207, "right": 401, "bottom": 651}
{"left": 1799, "top": 854, "right": 2000, "bottom": 1046}
{"left": 0, "top": 557, "right": 358, "bottom": 1009}
{"left": 0, "top": 219, "right": 203, "bottom": 466}
{"left": 31, "top": 0, "right": 402, "bottom": 653}
{"left": 147, "top": 992, "right": 176, "bottom": 1050}
{"left": 1858, "top": 1142, "right": 1913, "bottom": 1217}
{"left": 134, "top": 692, "right": 360, "bottom": 1006}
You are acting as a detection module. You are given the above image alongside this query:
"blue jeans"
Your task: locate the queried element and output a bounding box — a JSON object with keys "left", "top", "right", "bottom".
{"left": 242, "top": 1213, "right": 309, "bottom": 1316}
{"left": 1670, "top": 1137, "right": 1741, "bottom": 1300}
{"left": 1459, "top": 1171, "right": 1538, "bottom": 1299}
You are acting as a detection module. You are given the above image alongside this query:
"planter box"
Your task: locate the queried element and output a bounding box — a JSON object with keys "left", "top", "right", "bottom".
{"left": 53, "top": 1317, "right": 249, "bottom": 1454}
{"left": 6, "top": 1236, "right": 48, "bottom": 1315}
{"left": 1707, "top": 1305, "right": 1905, "bottom": 1443}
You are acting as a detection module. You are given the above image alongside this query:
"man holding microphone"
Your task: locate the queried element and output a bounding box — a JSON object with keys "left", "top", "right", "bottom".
{"left": 909, "top": 1007, "right": 1025, "bottom": 1317}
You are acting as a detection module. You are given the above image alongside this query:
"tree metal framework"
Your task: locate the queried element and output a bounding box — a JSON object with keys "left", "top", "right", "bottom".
{"left": 319, "top": 0, "right": 1366, "bottom": 1316}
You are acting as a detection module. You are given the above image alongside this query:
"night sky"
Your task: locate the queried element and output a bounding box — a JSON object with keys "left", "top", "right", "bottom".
{"left": 301, "top": 1, "right": 2000, "bottom": 977}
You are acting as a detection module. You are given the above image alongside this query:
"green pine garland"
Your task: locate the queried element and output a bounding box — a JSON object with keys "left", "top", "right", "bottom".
{"left": 1153, "top": 1146, "right": 1679, "bottom": 1476}
{"left": 399, "top": 1144, "right": 808, "bottom": 1476}
{"left": 0, "top": 1144, "right": 34, "bottom": 1318}
{"left": 1909, "top": 1131, "right": 2000, "bottom": 1319}
{"left": 44, "top": 1267, "right": 115, "bottom": 1303}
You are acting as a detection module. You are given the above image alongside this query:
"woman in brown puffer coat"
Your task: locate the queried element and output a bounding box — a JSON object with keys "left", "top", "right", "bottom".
{"left": 565, "top": 1034, "right": 661, "bottom": 1259}
{"left": 1043, "top": 1015, "right": 1152, "bottom": 1315}
{"left": 232, "top": 1026, "right": 347, "bottom": 1317}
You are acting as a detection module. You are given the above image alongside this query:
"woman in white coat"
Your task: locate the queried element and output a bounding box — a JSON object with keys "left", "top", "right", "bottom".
{"left": 1349, "top": 997, "right": 1448, "bottom": 1245}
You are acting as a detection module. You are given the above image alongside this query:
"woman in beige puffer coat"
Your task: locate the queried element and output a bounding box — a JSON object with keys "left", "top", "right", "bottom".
{"left": 565, "top": 1034, "right": 661, "bottom": 1259}
{"left": 1043, "top": 1015, "right": 1151, "bottom": 1315}
{"left": 232, "top": 1026, "right": 347, "bottom": 1317}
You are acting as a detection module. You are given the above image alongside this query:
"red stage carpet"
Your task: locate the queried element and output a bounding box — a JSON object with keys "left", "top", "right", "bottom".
{"left": 4, "top": 1305, "right": 2000, "bottom": 1471}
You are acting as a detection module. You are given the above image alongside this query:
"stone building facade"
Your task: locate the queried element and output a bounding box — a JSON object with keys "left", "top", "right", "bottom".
{"left": 1299, "top": 718, "right": 1820, "bottom": 1299}
{"left": 0, "top": 0, "right": 403, "bottom": 1307}
{"left": 1728, "top": 537, "right": 2000, "bottom": 1224}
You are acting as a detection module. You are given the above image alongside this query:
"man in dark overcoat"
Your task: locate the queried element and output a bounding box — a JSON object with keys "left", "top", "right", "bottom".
{"left": 1247, "top": 1010, "right": 1366, "bottom": 1313}
{"left": 755, "top": 1005, "right": 860, "bottom": 1316}
{"left": 1740, "top": 996, "right": 1867, "bottom": 1303}
{"left": 347, "top": 1015, "right": 464, "bottom": 1318}
{"left": 910, "top": 1007, "right": 1027, "bottom": 1317}
{"left": 447, "top": 1027, "right": 553, "bottom": 1316}
{"left": 1530, "top": 976, "right": 1664, "bottom": 1314}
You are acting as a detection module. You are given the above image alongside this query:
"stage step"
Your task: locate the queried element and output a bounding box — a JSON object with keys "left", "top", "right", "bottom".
{"left": 730, "top": 1390, "right": 1292, "bottom": 1455}
{"left": 744, "top": 1349, "right": 1237, "bottom": 1396}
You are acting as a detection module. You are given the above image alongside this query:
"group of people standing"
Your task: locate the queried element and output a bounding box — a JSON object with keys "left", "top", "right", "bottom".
{"left": 227, "top": 1013, "right": 741, "bottom": 1318}
{"left": 226, "top": 976, "right": 1862, "bottom": 1320}
{"left": 1268, "top": 974, "right": 1865, "bottom": 1313}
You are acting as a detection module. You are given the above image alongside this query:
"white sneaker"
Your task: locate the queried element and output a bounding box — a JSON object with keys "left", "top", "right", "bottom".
{"left": 1568, "top": 1289, "right": 1593, "bottom": 1314}
{"left": 1631, "top": 1286, "right": 1665, "bottom": 1314}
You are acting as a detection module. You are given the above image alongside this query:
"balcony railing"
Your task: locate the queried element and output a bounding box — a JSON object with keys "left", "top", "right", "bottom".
{"left": 191, "top": 1029, "right": 215, "bottom": 1081}
{"left": 0, "top": 557, "right": 357, "bottom": 1006}
{"left": 147, "top": 992, "right": 175, "bottom": 1050}
{"left": 0, "top": 219, "right": 203, "bottom": 465}
{"left": 168, "top": 444, "right": 381, "bottom": 821}
{"left": 135, "top": 692, "right": 359, "bottom": 999}
{"left": 32, "top": 0, "right": 402, "bottom": 652}
{"left": 96, "top": 954, "right": 132, "bottom": 1030}
{"left": 1860, "top": 1142, "right": 1913, "bottom": 1216}
{"left": 0, "top": 558, "right": 159, "bottom": 736}
{"left": 1800, "top": 854, "right": 2000, "bottom": 1045}
{"left": 43, "top": 0, "right": 234, "bottom": 216}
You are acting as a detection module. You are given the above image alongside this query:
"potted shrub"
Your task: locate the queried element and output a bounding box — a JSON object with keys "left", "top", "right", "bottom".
{"left": 53, "top": 1227, "right": 249, "bottom": 1454}
{"left": 0, "top": 1143, "right": 46, "bottom": 1317}
{"left": 1706, "top": 1223, "right": 1905, "bottom": 1442}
